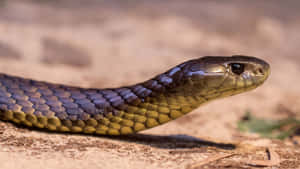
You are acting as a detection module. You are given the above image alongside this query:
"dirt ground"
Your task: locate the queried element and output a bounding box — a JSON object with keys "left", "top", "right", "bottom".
{"left": 0, "top": 0, "right": 300, "bottom": 168}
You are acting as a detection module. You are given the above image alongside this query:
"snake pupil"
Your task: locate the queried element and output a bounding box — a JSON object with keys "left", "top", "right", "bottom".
{"left": 230, "top": 63, "right": 245, "bottom": 75}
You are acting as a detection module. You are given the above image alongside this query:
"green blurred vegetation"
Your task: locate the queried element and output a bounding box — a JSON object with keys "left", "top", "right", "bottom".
{"left": 238, "top": 112, "right": 300, "bottom": 139}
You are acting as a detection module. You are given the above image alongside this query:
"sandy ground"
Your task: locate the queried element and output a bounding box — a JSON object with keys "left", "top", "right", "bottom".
{"left": 0, "top": 0, "right": 300, "bottom": 168}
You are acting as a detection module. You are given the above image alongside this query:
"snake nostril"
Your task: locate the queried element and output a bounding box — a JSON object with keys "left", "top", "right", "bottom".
{"left": 258, "top": 68, "right": 264, "bottom": 74}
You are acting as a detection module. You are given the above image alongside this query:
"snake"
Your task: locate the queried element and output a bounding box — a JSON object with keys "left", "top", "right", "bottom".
{"left": 0, "top": 55, "right": 270, "bottom": 135}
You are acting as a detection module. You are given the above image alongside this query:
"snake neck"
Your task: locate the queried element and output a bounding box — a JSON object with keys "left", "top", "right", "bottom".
{"left": 116, "top": 66, "right": 207, "bottom": 131}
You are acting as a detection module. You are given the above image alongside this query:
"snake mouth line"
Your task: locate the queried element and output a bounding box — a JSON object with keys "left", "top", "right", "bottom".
{"left": 197, "top": 84, "right": 260, "bottom": 101}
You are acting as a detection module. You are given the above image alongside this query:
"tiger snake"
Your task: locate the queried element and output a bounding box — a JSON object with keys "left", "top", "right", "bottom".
{"left": 0, "top": 55, "right": 270, "bottom": 135}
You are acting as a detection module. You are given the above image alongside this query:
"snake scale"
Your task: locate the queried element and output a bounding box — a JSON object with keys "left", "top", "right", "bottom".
{"left": 0, "top": 55, "right": 270, "bottom": 135}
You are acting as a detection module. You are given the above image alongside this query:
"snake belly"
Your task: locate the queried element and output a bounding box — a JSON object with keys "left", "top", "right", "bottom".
{"left": 0, "top": 55, "right": 270, "bottom": 135}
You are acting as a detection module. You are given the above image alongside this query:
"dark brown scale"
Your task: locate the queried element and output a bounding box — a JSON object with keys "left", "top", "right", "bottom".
{"left": 78, "top": 103, "right": 97, "bottom": 115}
{"left": 123, "top": 92, "right": 138, "bottom": 103}
{"left": 63, "top": 102, "right": 79, "bottom": 109}
{"left": 46, "top": 99, "right": 62, "bottom": 107}
{"left": 41, "top": 110, "right": 55, "bottom": 117}
{"left": 93, "top": 99, "right": 110, "bottom": 109}
{"left": 89, "top": 94, "right": 104, "bottom": 101}
{"left": 0, "top": 97, "right": 13, "bottom": 104}
{"left": 0, "top": 104, "right": 7, "bottom": 110}
{"left": 50, "top": 105, "right": 65, "bottom": 111}
{"left": 0, "top": 91, "right": 11, "bottom": 97}
{"left": 38, "top": 89, "right": 53, "bottom": 96}
{"left": 20, "top": 85, "right": 37, "bottom": 92}
{"left": 12, "top": 93, "right": 28, "bottom": 100}
{"left": 7, "top": 88, "right": 23, "bottom": 95}
{"left": 54, "top": 91, "right": 71, "bottom": 98}
{"left": 66, "top": 108, "right": 83, "bottom": 115}
{"left": 26, "top": 92, "right": 41, "bottom": 98}
{"left": 75, "top": 98, "right": 91, "bottom": 105}
{"left": 56, "top": 112, "right": 68, "bottom": 120}
{"left": 17, "top": 100, "right": 33, "bottom": 107}
{"left": 71, "top": 92, "right": 86, "bottom": 100}
{"left": 33, "top": 104, "right": 50, "bottom": 111}
{"left": 8, "top": 104, "right": 21, "bottom": 112}
{"left": 29, "top": 97, "right": 46, "bottom": 104}
{"left": 21, "top": 107, "right": 35, "bottom": 114}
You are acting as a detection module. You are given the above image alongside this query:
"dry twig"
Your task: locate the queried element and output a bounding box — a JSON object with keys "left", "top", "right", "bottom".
{"left": 243, "top": 147, "right": 281, "bottom": 167}
{"left": 186, "top": 153, "right": 236, "bottom": 169}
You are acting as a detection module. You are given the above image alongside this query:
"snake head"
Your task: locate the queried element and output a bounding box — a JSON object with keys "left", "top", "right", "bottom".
{"left": 178, "top": 55, "right": 270, "bottom": 98}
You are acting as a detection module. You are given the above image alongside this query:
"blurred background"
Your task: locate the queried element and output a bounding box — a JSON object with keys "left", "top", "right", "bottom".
{"left": 0, "top": 0, "right": 299, "bottom": 140}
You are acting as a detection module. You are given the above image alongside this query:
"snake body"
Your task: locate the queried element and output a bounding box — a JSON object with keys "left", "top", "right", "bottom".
{"left": 0, "top": 55, "right": 270, "bottom": 135}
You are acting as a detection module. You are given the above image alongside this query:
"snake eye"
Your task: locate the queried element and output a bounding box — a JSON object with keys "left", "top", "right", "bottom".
{"left": 230, "top": 63, "right": 245, "bottom": 75}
